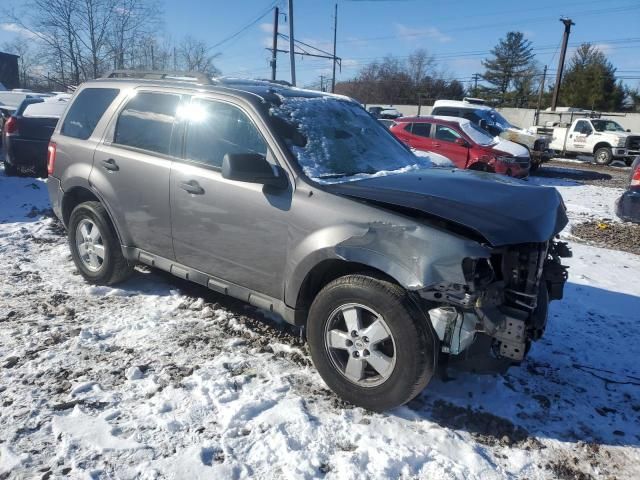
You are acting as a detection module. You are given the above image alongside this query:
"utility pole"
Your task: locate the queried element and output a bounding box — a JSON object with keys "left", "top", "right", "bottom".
{"left": 550, "top": 17, "right": 574, "bottom": 111}
{"left": 288, "top": 0, "right": 296, "bottom": 86}
{"left": 331, "top": 2, "right": 338, "bottom": 93}
{"left": 472, "top": 73, "right": 480, "bottom": 97}
{"left": 270, "top": 7, "right": 279, "bottom": 81}
{"left": 534, "top": 65, "right": 548, "bottom": 125}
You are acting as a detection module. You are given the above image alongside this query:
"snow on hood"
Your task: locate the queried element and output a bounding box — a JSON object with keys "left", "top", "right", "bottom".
{"left": 493, "top": 137, "right": 529, "bottom": 157}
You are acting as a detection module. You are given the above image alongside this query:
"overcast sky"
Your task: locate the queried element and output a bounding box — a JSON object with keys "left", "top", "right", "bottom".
{"left": 1, "top": 0, "right": 639, "bottom": 89}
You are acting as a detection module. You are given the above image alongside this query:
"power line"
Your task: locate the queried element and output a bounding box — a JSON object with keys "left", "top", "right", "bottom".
{"left": 211, "top": 0, "right": 279, "bottom": 50}
{"left": 336, "top": 4, "right": 639, "bottom": 45}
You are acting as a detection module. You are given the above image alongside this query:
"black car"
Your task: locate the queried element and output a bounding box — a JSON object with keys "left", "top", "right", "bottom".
{"left": 616, "top": 157, "right": 640, "bottom": 223}
{"left": 2, "top": 96, "right": 68, "bottom": 177}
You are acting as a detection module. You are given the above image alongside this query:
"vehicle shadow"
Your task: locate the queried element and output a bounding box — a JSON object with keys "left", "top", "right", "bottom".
{"left": 533, "top": 166, "right": 613, "bottom": 183}
{"left": 398, "top": 282, "right": 640, "bottom": 449}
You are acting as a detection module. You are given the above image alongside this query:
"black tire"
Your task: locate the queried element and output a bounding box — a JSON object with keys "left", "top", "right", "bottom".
{"left": 594, "top": 146, "right": 613, "bottom": 165}
{"left": 3, "top": 161, "right": 17, "bottom": 176}
{"left": 68, "top": 201, "right": 133, "bottom": 285}
{"left": 307, "top": 274, "right": 436, "bottom": 411}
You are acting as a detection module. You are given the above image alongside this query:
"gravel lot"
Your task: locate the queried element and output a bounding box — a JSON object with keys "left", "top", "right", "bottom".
{"left": 534, "top": 158, "right": 631, "bottom": 189}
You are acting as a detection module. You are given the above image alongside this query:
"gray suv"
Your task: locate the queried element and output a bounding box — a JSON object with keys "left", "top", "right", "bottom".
{"left": 47, "top": 71, "right": 571, "bottom": 411}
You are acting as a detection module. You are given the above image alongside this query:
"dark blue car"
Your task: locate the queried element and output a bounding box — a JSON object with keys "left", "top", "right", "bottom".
{"left": 616, "top": 157, "right": 640, "bottom": 223}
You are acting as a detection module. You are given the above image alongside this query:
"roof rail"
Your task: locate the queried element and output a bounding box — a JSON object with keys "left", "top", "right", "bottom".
{"left": 102, "top": 70, "right": 215, "bottom": 85}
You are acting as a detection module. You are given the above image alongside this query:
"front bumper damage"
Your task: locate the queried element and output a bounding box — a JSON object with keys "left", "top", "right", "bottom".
{"left": 419, "top": 240, "right": 571, "bottom": 364}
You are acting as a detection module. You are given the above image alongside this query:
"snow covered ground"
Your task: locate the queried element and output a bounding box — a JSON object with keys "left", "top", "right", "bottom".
{"left": 1, "top": 166, "right": 639, "bottom": 479}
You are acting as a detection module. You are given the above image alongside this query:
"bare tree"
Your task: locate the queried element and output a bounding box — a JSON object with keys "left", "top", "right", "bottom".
{"left": 407, "top": 48, "right": 435, "bottom": 85}
{"left": 177, "top": 36, "right": 220, "bottom": 75}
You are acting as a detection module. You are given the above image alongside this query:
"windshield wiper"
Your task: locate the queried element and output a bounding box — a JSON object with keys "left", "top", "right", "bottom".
{"left": 317, "top": 168, "right": 377, "bottom": 179}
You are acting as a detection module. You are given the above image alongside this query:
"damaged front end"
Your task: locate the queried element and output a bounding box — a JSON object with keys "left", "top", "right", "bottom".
{"left": 419, "top": 240, "right": 571, "bottom": 367}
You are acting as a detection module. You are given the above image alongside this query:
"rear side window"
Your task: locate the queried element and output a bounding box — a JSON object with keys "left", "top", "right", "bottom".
{"left": 411, "top": 123, "right": 431, "bottom": 138}
{"left": 114, "top": 92, "right": 181, "bottom": 155}
{"left": 61, "top": 88, "right": 119, "bottom": 140}
{"left": 436, "top": 125, "right": 462, "bottom": 143}
{"left": 185, "top": 99, "right": 267, "bottom": 168}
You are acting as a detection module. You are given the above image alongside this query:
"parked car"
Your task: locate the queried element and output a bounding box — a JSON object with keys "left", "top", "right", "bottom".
{"left": 3, "top": 95, "right": 70, "bottom": 177}
{"left": 47, "top": 72, "right": 570, "bottom": 411}
{"left": 390, "top": 116, "right": 531, "bottom": 178}
{"left": 0, "top": 90, "right": 52, "bottom": 146}
{"left": 431, "top": 98, "right": 552, "bottom": 170}
{"left": 615, "top": 157, "right": 640, "bottom": 222}
{"left": 379, "top": 107, "right": 402, "bottom": 119}
{"left": 368, "top": 106, "right": 384, "bottom": 117}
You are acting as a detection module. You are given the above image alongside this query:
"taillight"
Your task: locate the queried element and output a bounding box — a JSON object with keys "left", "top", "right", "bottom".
{"left": 47, "top": 142, "right": 57, "bottom": 176}
{"left": 630, "top": 164, "right": 640, "bottom": 189}
{"left": 4, "top": 116, "right": 17, "bottom": 135}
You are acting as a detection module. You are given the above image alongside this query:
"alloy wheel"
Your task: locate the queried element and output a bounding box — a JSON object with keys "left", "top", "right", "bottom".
{"left": 324, "top": 303, "right": 396, "bottom": 387}
{"left": 75, "top": 218, "right": 105, "bottom": 272}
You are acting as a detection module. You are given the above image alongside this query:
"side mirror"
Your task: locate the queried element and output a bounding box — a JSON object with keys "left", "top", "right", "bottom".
{"left": 222, "top": 153, "right": 288, "bottom": 189}
{"left": 627, "top": 129, "right": 631, "bottom": 132}
{"left": 455, "top": 137, "right": 469, "bottom": 147}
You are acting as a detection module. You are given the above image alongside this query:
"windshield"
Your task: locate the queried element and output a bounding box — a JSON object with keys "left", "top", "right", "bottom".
{"left": 270, "top": 96, "right": 429, "bottom": 183}
{"left": 459, "top": 121, "right": 496, "bottom": 146}
{"left": 591, "top": 120, "right": 625, "bottom": 132}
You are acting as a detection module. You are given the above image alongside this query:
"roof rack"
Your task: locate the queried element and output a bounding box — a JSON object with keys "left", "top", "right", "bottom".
{"left": 102, "top": 70, "right": 215, "bottom": 85}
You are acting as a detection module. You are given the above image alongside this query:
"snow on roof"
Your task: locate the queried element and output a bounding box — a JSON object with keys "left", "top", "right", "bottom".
{"left": 432, "top": 99, "right": 494, "bottom": 111}
{"left": 22, "top": 95, "right": 70, "bottom": 118}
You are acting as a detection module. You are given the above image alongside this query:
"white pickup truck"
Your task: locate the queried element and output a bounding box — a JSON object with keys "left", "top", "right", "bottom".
{"left": 547, "top": 117, "right": 640, "bottom": 165}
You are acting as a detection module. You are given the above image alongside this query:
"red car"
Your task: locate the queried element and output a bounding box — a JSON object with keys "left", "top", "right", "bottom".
{"left": 390, "top": 116, "right": 531, "bottom": 178}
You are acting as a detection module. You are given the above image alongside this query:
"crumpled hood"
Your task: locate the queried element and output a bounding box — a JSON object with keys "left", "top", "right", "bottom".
{"left": 325, "top": 168, "right": 568, "bottom": 246}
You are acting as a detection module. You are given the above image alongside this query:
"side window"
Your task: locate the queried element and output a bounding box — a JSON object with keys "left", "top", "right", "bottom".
{"left": 61, "top": 88, "right": 119, "bottom": 140}
{"left": 114, "top": 92, "right": 180, "bottom": 155}
{"left": 433, "top": 108, "right": 459, "bottom": 117}
{"left": 411, "top": 123, "right": 431, "bottom": 138}
{"left": 462, "top": 111, "right": 482, "bottom": 123}
{"left": 575, "top": 120, "right": 592, "bottom": 135}
{"left": 403, "top": 123, "right": 413, "bottom": 133}
{"left": 436, "top": 125, "right": 462, "bottom": 143}
{"left": 185, "top": 99, "right": 268, "bottom": 169}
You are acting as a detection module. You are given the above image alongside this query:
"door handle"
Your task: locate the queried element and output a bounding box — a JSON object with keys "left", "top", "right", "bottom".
{"left": 432, "top": 143, "right": 441, "bottom": 147}
{"left": 569, "top": 134, "right": 573, "bottom": 139}
{"left": 179, "top": 180, "right": 204, "bottom": 195}
{"left": 101, "top": 158, "right": 119, "bottom": 171}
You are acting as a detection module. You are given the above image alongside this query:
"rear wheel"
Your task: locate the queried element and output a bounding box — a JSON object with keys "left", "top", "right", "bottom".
{"left": 68, "top": 201, "right": 133, "bottom": 285}
{"left": 307, "top": 274, "right": 436, "bottom": 411}
{"left": 594, "top": 147, "right": 613, "bottom": 165}
{"left": 3, "top": 161, "right": 17, "bottom": 176}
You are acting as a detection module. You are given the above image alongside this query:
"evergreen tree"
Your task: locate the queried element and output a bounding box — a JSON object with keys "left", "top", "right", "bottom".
{"left": 560, "top": 44, "right": 625, "bottom": 111}
{"left": 481, "top": 32, "right": 535, "bottom": 105}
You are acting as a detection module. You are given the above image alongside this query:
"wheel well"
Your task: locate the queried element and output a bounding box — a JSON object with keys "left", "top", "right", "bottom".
{"left": 468, "top": 162, "right": 494, "bottom": 173}
{"left": 61, "top": 187, "right": 100, "bottom": 227}
{"left": 593, "top": 142, "right": 612, "bottom": 154}
{"left": 294, "top": 260, "right": 398, "bottom": 324}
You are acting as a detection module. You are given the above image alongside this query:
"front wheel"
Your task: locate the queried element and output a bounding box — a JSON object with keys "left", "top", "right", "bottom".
{"left": 68, "top": 201, "right": 133, "bottom": 285}
{"left": 307, "top": 274, "right": 436, "bottom": 411}
{"left": 594, "top": 147, "right": 613, "bottom": 165}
